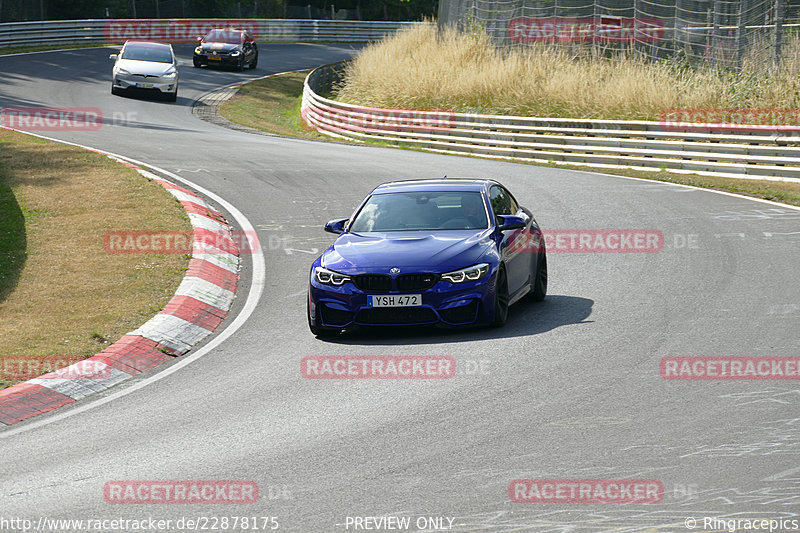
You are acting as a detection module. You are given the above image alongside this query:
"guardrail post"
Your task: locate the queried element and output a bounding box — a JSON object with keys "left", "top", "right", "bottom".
{"left": 705, "top": 6, "right": 713, "bottom": 61}
{"left": 772, "top": 0, "right": 784, "bottom": 69}
{"left": 633, "top": 0, "right": 642, "bottom": 57}
{"left": 712, "top": 0, "right": 721, "bottom": 66}
{"left": 673, "top": 0, "right": 682, "bottom": 55}
{"left": 737, "top": 0, "right": 746, "bottom": 69}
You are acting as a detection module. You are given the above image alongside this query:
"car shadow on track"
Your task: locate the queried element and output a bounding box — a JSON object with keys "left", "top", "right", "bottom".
{"left": 111, "top": 91, "right": 190, "bottom": 106}
{"left": 320, "top": 295, "right": 594, "bottom": 345}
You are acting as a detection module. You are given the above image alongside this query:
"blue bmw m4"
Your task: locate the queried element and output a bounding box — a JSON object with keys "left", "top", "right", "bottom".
{"left": 307, "top": 178, "right": 547, "bottom": 336}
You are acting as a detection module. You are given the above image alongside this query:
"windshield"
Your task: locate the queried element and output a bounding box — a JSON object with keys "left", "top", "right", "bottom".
{"left": 121, "top": 44, "right": 173, "bottom": 63}
{"left": 203, "top": 30, "right": 243, "bottom": 44}
{"left": 349, "top": 191, "right": 489, "bottom": 232}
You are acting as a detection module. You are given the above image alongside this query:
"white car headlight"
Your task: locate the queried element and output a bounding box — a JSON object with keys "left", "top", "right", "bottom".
{"left": 441, "top": 263, "right": 489, "bottom": 283}
{"left": 194, "top": 46, "right": 203, "bottom": 54}
{"left": 314, "top": 267, "right": 351, "bottom": 286}
{"left": 230, "top": 51, "right": 241, "bottom": 57}
{"left": 162, "top": 70, "right": 177, "bottom": 79}
{"left": 116, "top": 68, "right": 130, "bottom": 75}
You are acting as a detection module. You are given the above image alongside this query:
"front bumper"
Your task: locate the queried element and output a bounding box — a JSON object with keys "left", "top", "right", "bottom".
{"left": 113, "top": 73, "right": 177, "bottom": 94}
{"left": 193, "top": 53, "right": 242, "bottom": 67}
{"left": 308, "top": 270, "right": 498, "bottom": 329}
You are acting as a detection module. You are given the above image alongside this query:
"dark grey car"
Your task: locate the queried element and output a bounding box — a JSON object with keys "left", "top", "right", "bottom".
{"left": 193, "top": 29, "right": 258, "bottom": 71}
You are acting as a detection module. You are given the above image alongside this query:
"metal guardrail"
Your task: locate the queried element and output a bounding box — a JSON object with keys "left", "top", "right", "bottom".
{"left": 0, "top": 19, "right": 424, "bottom": 47}
{"left": 302, "top": 62, "right": 800, "bottom": 183}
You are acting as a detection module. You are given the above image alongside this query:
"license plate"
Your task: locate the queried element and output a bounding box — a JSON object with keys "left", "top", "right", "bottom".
{"left": 135, "top": 83, "right": 153, "bottom": 88}
{"left": 209, "top": 56, "right": 222, "bottom": 61}
{"left": 368, "top": 294, "right": 422, "bottom": 307}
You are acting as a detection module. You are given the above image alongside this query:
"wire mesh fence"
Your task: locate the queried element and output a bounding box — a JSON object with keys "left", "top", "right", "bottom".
{"left": 438, "top": 0, "right": 800, "bottom": 70}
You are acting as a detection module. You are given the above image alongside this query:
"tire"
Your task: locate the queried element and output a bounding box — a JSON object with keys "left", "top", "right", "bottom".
{"left": 165, "top": 90, "right": 177, "bottom": 102}
{"left": 491, "top": 266, "right": 509, "bottom": 327}
{"left": 236, "top": 58, "right": 244, "bottom": 72}
{"left": 249, "top": 53, "right": 258, "bottom": 69}
{"left": 193, "top": 58, "right": 201, "bottom": 68}
{"left": 530, "top": 250, "right": 547, "bottom": 302}
{"left": 111, "top": 85, "right": 120, "bottom": 96}
{"left": 307, "top": 296, "right": 339, "bottom": 338}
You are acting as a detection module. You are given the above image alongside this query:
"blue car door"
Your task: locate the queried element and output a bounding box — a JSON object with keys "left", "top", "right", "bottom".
{"left": 489, "top": 184, "right": 532, "bottom": 296}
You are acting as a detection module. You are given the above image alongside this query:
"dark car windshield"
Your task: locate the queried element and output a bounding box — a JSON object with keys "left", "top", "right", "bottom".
{"left": 349, "top": 191, "right": 489, "bottom": 232}
{"left": 203, "top": 30, "right": 244, "bottom": 44}
{"left": 121, "top": 44, "right": 173, "bottom": 63}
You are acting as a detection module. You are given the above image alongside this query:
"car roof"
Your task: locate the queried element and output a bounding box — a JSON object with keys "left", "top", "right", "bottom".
{"left": 123, "top": 41, "right": 172, "bottom": 49}
{"left": 371, "top": 178, "right": 500, "bottom": 195}
{"left": 205, "top": 28, "right": 248, "bottom": 36}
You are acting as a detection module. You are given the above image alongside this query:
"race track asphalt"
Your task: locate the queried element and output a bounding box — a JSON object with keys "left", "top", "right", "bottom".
{"left": 0, "top": 43, "right": 798, "bottom": 532}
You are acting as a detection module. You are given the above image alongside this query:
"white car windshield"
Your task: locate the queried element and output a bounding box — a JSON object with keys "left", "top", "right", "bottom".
{"left": 121, "top": 44, "right": 173, "bottom": 63}
{"left": 349, "top": 191, "right": 489, "bottom": 232}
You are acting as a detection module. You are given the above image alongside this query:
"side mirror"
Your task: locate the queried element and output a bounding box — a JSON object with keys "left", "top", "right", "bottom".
{"left": 109, "top": 53, "right": 118, "bottom": 60}
{"left": 497, "top": 215, "right": 526, "bottom": 231}
{"left": 324, "top": 218, "right": 348, "bottom": 235}
{"left": 196, "top": 36, "right": 203, "bottom": 42}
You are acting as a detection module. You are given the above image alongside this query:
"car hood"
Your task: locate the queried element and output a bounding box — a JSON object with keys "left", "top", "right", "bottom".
{"left": 199, "top": 42, "right": 240, "bottom": 53}
{"left": 115, "top": 59, "right": 174, "bottom": 76}
{"left": 321, "top": 230, "right": 493, "bottom": 273}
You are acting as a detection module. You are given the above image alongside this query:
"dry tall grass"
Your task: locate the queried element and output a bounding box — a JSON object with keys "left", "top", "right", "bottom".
{"left": 336, "top": 24, "right": 800, "bottom": 120}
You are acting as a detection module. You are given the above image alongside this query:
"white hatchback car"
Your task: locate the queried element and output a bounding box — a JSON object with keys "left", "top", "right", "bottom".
{"left": 110, "top": 41, "right": 181, "bottom": 102}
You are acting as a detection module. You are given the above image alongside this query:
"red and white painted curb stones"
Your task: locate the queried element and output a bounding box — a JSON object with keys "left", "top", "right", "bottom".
{"left": 0, "top": 161, "right": 240, "bottom": 426}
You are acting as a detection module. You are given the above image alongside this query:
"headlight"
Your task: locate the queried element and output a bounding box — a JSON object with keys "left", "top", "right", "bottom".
{"left": 230, "top": 50, "right": 241, "bottom": 57}
{"left": 441, "top": 263, "right": 489, "bottom": 283}
{"left": 194, "top": 46, "right": 203, "bottom": 54}
{"left": 162, "top": 70, "right": 177, "bottom": 79}
{"left": 116, "top": 68, "right": 130, "bottom": 75}
{"left": 314, "top": 267, "right": 351, "bottom": 286}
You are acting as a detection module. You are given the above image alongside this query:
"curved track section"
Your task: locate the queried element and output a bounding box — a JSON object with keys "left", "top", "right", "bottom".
{"left": 0, "top": 44, "right": 798, "bottom": 531}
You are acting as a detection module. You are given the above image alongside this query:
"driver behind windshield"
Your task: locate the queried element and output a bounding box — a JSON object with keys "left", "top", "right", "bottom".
{"left": 460, "top": 194, "right": 485, "bottom": 228}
